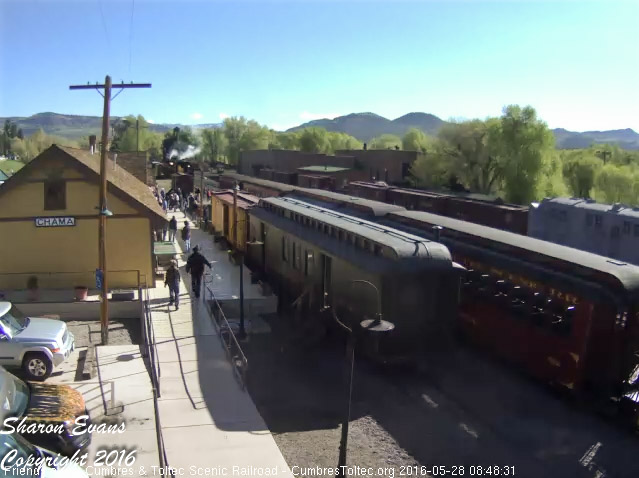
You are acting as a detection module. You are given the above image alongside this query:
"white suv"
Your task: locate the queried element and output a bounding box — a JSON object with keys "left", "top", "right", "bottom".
{"left": 0, "top": 302, "right": 75, "bottom": 380}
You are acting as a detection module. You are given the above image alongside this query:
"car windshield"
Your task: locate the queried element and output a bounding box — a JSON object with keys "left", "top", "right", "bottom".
{"left": 0, "top": 372, "right": 30, "bottom": 420}
{"left": 0, "top": 306, "right": 28, "bottom": 338}
{"left": 0, "top": 433, "right": 38, "bottom": 477}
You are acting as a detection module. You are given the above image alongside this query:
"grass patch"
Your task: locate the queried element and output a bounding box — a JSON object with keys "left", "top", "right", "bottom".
{"left": 0, "top": 160, "right": 25, "bottom": 175}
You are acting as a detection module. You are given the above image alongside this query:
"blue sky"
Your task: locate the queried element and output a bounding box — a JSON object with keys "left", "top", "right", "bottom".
{"left": 1, "top": 0, "right": 637, "bottom": 132}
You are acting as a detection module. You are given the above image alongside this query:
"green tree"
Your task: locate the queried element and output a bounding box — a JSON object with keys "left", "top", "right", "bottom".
{"left": 370, "top": 134, "right": 402, "bottom": 150}
{"left": 201, "top": 128, "right": 228, "bottom": 163}
{"left": 489, "top": 105, "right": 555, "bottom": 204}
{"left": 402, "top": 128, "right": 432, "bottom": 153}
{"left": 270, "top": 131, "right": 301, "bottom": 150}
{"left": 222, "top": 117, "right": 271, "bottom": 164}
{"left": 111, "top": 115, "right": 159, "bottom": 153}
{"left": 327, "top": 131, "right": 362, "bottom": 152}
{"left": 435, "top": 119, "right": 502, "bottom": 194}
{"left": 594, "top": 164, "right": 636, "bottom": 204}
{"left": 298, "top": 127, "right": 331, "bottom": 153}
{"left": 561, "top": 151, "right": 602, "bottom": 198}
{"left": 409, "top": 139, "right": 451, "bottom": 189}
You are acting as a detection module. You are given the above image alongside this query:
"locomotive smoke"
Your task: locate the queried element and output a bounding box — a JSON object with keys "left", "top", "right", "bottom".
{"left": 169, "top": 145, "right": 201, "bottom": 160}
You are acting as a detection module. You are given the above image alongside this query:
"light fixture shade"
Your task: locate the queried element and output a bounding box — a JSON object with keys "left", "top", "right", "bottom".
{"left": 100, "top": 208, "right": 113, "bottom": 217}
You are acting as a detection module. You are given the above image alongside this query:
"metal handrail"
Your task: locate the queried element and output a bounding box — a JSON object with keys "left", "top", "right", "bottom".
{"left": 140, "top": 280, "right": 169, "bottom": 470}
{"left": 204, "top": 283, "right": 249, "bottom": 390}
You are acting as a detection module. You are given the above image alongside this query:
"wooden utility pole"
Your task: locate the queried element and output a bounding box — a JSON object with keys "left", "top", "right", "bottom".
{"left": 70, "top": 76, "right": 151, "bottom": 345}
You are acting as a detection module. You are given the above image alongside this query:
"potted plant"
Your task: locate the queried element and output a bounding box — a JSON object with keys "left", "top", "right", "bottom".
{"left": 27, "top": 276, "right": 39, "bottom": 302}
{"left": 74, "top": 286, "right": 88, "bottom": 301}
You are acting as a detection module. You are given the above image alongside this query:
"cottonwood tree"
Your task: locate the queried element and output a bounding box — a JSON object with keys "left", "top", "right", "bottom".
{"left": 270, "top": 131, "right": 301, "bottom": 150}
{"left": 435, "top": 119, "right": 502, "bottom": 195}
{"left": 201, "top": 128, "right": 228, "bottom": 163}
{"left": 298, "top": 127, "right": 331, "bottom": 153}
{"left": 595, "top": 163, "right": 637, "bottom": 204}
{"left": 490, "top": 105, "right": 555, "bottom": 204}
{"left": 370, "top": 134, "right": 402, "bottom": 150}
{"left": 561, "top": 151, "right": 602, "bottom": 198}
{"left": 409, "top": 139, "right": 453, "bottom": 189}
{"left": 402, "top": 128, "right": 432, "bottom": 153}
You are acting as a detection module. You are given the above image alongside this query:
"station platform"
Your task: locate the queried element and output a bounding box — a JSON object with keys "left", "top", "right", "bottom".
{"left": 149, "top": 211, "right": 292, "bottom": 475}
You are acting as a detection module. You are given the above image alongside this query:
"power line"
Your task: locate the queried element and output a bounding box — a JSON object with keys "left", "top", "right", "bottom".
{"left": 128, "top": 0, "right": 135, "bottom": 75}
{"left": 96, "top": 0, "right": 111, "bottom": 49}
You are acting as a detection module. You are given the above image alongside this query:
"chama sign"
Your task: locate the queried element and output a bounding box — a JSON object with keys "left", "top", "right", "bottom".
{"left": 34, "top": 217, "right": 76, "bottom": 227}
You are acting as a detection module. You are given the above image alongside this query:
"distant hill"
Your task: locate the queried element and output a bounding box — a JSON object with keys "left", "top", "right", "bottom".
{"left": 0, "top": 112, "right": 221, "bottom": 139}
{"left": 3, "top": 112, "right": 638, "bottom": 150}
{"left": 552, "top": 127, "right": 639, "bottom": 150}
{"left": 287, "top": 112, "right": 445, "bottom": 141}
{"left": 288, "top": 112, "right": 639, "bottom": 150}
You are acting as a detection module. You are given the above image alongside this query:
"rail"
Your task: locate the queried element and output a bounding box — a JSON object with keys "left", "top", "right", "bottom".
{"left": 204, "top": 281, "right": 249, "bottom": 390}
{"left": 140, "top": 278, "right": 170, "bottom": 471}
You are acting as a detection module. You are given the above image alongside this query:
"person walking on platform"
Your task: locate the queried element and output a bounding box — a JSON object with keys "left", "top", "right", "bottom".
{"left": 169, "top": 216, "right": 178, "bottom": 242}
{"left": 181, "top": 221, "right": 191, "bottom": 252}
{"left": 164, "top": 260, "right": 181, "bottom": 310}
{"left": 185, "top": 245, "right": 211, "bottom": 299}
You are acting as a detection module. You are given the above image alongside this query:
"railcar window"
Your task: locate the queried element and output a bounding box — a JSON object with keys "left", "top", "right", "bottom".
{"left": 595, "top": 215, "right": 603, "bottom": 228}
{"left": 635, "top": 224, "right": 639, "bottom": 237}
{"left": 363, "top": 239, "right": 370, "bottom": 250}
{"left": 305, "top": 250, "right": 314, "bottom": 276}
{"left": 282, "top": 237, "right": 289, "bottom": 262}
{"left": 624, "top": 221, "right": 631, "bottom": 234}
{"left": 611, "top": 226, "right": 620, "bottom": 238}
{"left": 374, "top": 244, "right": 382, "bottom": 256}
{"left": 551, "top": 306, "right": 574, "bottom": 337}
{"left": 324, "top": 224, "right": 329, "bottom": 234}
{"left": 586, "top": 214, "right": 593, "bottom": 226}
{"left": 338, "top": 230, "right": 344, "bottom": 241}
{"left": 293, "top": 243, "right": 301, "bottom": 270}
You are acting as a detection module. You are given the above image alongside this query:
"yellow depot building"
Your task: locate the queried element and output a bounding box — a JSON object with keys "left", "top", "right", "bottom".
{"left": 0, "top": 145, "right": 166, "bottom": 291}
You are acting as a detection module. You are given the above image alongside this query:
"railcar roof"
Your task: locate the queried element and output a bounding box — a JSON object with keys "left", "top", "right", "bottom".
{"left": 258, "top": 196, "right": 451, "bottom": 264}
{"left": 289, "top": 188, "right": 405, "bottom": 217}
{"left": 537, "top": 197, "right": 639, "bottom": 218}
{"left": 389, "top": 210, "right": 639, "bottom": 294}
{"left": 221, "top": 173, "right": 296, "bottom": 192}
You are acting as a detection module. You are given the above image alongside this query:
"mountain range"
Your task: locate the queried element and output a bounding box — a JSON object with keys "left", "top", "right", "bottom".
{"left": 2, "top": 112, "right": 638, "bottom": 150}
{"left": 0, "top": 112, "right": 223, "bottom": 139}
{"left": 288, "top": 112, "right": 639, "bottom": 150}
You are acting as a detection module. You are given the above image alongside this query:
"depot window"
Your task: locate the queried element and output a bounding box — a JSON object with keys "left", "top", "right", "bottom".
{"left": 44, "top": 180, "right": 66, "bottom": 210}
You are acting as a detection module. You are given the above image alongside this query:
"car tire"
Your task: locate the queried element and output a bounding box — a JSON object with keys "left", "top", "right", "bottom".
{"left": 22, "top": 353, "right": 53, "bottom": 381}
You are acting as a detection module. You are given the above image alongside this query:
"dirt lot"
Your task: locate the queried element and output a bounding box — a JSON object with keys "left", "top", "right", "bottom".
{"left": 243, "top": 313, "right": 639, "bottom": 478}
{"left": 67, "top": 318, "right": 141, "bottom": 347}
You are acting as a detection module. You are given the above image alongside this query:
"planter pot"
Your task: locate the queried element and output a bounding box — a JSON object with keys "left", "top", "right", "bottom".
{"left": 74, "top": 286, "right": 88, "bottom": 301}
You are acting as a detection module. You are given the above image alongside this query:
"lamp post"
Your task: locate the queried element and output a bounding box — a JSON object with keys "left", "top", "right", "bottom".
{"left": 229, "top": 185, "right": 264, "bottom": 340}
{"left": 327, "top": 280, "right": 394, "bottom": 477}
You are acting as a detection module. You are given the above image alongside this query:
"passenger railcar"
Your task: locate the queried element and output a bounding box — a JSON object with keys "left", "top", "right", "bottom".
{"left": 349, "top": 181, "right": 529, "bottom": 234}
{"left": 382, "top": 210, "right": 639, "bottom": 408}
{"left": 247, "top": 197, "right": 462, "bottom": 355}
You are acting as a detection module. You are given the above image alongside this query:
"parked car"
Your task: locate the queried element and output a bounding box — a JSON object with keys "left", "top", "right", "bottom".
{"left": 0, "top": 431, "right": 88, "bottom": 477}
{"left": 0, "top": 301, "right": 75, "bottom": 380}
{"left": 0, "top": 367, "right": 91, "bottom": 456}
